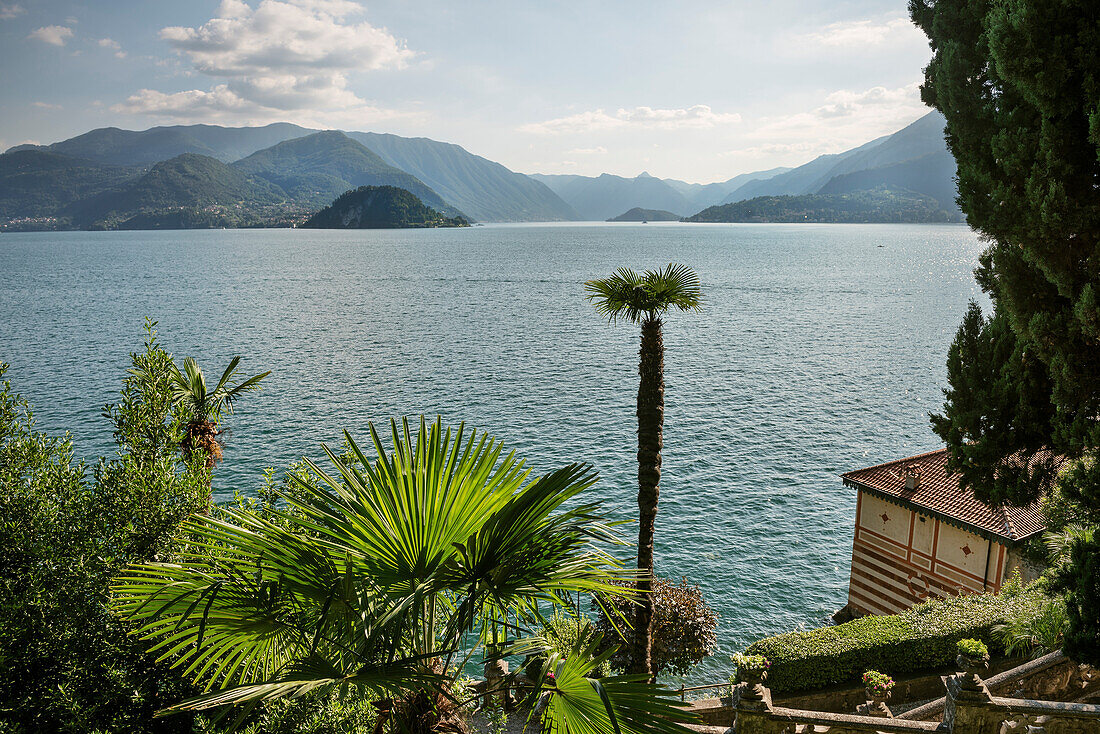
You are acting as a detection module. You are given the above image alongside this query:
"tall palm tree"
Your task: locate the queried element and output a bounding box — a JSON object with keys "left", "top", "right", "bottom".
{"left": 112, "top": 417, "right": 695, "bottom": 734}
{"left": 585, "top": 264, "right": 702, "bottom": 676}
{"left": 165, "top": 356, "right": 269, "bottom": 468}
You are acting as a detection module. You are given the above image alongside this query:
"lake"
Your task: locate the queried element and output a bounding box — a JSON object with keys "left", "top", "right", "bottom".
{"left": 0, "top": 222, "right": 986, "bottom": 685}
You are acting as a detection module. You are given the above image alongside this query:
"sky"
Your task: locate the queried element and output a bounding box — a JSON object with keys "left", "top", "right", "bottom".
{"left": 0, "top": 0, "right": 935, "bottom": 183}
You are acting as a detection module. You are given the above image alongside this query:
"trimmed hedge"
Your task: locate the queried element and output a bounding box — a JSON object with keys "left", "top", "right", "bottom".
{"left": 744, "top": 586, "right": 1043, "bottom": 693}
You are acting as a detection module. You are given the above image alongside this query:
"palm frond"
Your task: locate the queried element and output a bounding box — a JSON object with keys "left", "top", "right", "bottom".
{"left": 1044, "top": 523, "right": 1094, "bottom": 566}
{"left": 163, "top": 355, "right": 268, "bottom": 422}
{"left": 112, "top": 416, "right": 642, "bottom": 725}
{"left": 645, "top": 263, "right": 702, "bottom": 314}
{"left": 529, "top": 637, "right": 696, "bottom": 734}
{"left": 585, "top": 264, "right": 701, "bottom": 323}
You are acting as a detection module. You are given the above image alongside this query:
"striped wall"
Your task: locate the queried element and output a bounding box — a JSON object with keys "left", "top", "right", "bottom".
{"left": 846, "top": 490, "right": 1007, "bottom": 616}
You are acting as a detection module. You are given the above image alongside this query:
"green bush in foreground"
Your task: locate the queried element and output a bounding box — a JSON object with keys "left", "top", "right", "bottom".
{"left": 744, "top": 585, "right": 1044, "bottom": 694}
{"left": 0, "top": 325, "right": 209, "bottom": 733}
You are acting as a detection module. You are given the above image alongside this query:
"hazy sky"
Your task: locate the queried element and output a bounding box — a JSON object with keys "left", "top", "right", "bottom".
{"left": 0, "top": 0, "right": 934, "bottom": 182}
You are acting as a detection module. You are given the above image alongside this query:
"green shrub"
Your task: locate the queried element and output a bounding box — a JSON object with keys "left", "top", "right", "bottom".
{"left": 536, "top": 609, "right": 611, "bottom": 678}
{"left": 995, "top": 593, "right": 1068, "bottom": 657}
{"left": 0, "top": 324, "right": 209, "bottom": 733}
{"left": 592, "top": 577, "right": 718, "bottom": 677}
{"left": 956, "top": 638, "right": 988, "bottom": 658}
{"left": 744, "top": 586, "right": 1045, "bottom": 693}
{"left": 226, "top": 690, "right": 378, "bottom": 734}
{"left": 543, "top": 608, "right": 602, "bottom": 653}
{"left": 730, "top": 653, "right": 770, "bottom": 682}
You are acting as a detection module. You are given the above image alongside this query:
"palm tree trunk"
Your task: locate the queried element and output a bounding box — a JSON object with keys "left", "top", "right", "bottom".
{"left": 631, "top": 315, "right": 663, "bottom": 676}
{"left": 182, "top": 420, "right": 218, "bottom": 508}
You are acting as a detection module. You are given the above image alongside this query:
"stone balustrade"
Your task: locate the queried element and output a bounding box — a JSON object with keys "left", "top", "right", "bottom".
{"left": 901, "top": 651, "right": 1097, "bottom": 722}
{"left": 693, "top": 665, "right": 1100, "bottom": 734}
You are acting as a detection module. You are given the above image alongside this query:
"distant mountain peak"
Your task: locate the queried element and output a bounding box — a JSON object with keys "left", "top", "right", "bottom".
{"left": 231, "top": 130, "right": 462, "bottom": 217}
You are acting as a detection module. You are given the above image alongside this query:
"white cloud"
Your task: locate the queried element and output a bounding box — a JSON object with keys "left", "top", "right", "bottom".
{"left": 112, "top": 85, "right": 417, "bottom": 129}
{"left": 757, "top": 83, "right": 925, "bottom": 138}
{"left": 31, "top": 101, "right": 63, "bottom": 110}
{"left": 814, "top": 84, "right": 923, "bottom": 118}
{"left": 799, "top": 16, "right": 924, "bottom": 48}
{"left": 718, "top": 82, "right": 931, "bottom": 167}
{"left": 567, "top": 146, "right": 607, "bottom": 155}
{"left": 521, "top": 105, "right": 741, "bottom": 135}
{"left": 0, "top": 3, "right": 25, "bottom": 20}
{"left": 117, "top": 0, "right": 415, "bottom": 125}
{"left": 98, "top": 37, "right": 126, "bottom": 58}
{"left": 28, "top": 25, "right": 74, "bottom": 46}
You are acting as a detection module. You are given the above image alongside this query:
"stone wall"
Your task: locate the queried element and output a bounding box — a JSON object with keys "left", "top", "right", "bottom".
{"left": 1004, "top": 545, "right": 1047, "bottom": 585}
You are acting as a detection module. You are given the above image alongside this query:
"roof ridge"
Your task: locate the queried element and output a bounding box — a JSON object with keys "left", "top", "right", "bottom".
{"left": 999, "top": 504, "right": 1019, "bottom": 540}
{"left": 839, "top": 446, "right": 948, "bottom": 479}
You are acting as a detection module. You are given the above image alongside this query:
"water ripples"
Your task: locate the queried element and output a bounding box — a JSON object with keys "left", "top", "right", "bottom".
{"left": 0, "top": 222, "right": 986, "bottom": 684}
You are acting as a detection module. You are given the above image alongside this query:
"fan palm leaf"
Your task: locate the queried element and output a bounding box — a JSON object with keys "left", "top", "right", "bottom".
{"left": 584, "top": 264, "right": 701, "bottom": 324}
{"left": 528, "top": 638, "right": 695, "bottom": 734}
{"left": 112, "top": 417, "right": 671, "bottom": 734}
{"left": 167, "top": 356, "right": 270, "bottom": 424}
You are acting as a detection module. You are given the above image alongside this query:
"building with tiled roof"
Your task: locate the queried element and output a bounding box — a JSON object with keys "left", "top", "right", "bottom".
{"left": 838, "top": 447, "right": 1049, "bottom": 618}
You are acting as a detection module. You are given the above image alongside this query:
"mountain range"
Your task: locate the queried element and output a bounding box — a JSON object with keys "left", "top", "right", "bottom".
{"left": 5, "top": 124, "right": 571, "bottom": 224}
{"left": 1, "top": 110, "right": 960, "bottom": 229}
{"left": 531, "top": 167, "right": 791, "bottom": 220}
{"left": 232, "top": 131, "right": 458, "bottom": 216}
{"left": 534, "top": 112, "right": 958, "bottom": 221}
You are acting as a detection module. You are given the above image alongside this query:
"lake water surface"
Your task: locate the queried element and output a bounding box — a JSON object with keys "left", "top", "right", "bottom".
{"left": 0, "top": 222, "right": 986, "bottom": 684}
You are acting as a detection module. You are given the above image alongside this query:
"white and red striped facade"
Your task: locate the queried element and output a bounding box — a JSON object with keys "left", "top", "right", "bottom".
{"left": 847, "top": 489, "right": 1009, "bottom": 615}
{"left": 840, "top": 449, "right": 1047, "bottom": 617}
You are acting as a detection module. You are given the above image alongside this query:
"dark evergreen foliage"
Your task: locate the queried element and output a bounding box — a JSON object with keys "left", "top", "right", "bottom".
{"left": 302, "top": 185, "right": 469, "bottom": 229}
{"left": 913, "top": 0, "right": 1100, "bottom": 663}
{"left": 929, "top": 302, "right": 1056, "bottom": 506}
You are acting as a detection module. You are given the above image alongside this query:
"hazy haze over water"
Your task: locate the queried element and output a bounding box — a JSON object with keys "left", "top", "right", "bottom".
{"left": 0, "top": 222, "right": 985, "bottom": 684}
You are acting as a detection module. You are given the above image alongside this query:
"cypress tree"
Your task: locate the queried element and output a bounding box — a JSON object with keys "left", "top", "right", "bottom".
{"left": 913, "top": 0, "right": 1100, "bottom": 663}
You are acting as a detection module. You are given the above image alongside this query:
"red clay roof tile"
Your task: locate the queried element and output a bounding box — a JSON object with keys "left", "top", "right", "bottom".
{"left": 841, "top": 448, "right": 1051, "bottom": 543}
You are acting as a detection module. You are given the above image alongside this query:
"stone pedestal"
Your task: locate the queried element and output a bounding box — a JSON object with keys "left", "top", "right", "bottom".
{"left": 856, "top": 689, "right": 892, "bottom": 718}
{"left": 944, "top": 674, "right": 1003, "bottom": 734}
{"left": 483, "top": 655, "right": 511, "bottom": 712}
{"left": 734, "top": 682, "right": 775, "bottom": 734}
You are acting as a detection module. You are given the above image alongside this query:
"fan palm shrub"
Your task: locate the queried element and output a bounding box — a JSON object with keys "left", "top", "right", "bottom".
{"left": 155, "top": 356, "right": 269, "bottom": 468}
{"left": 585, "top": 264, "right": 702, "bottom": 675}
{"left": 112, "top": 417, "right": 694, "bottom": 734}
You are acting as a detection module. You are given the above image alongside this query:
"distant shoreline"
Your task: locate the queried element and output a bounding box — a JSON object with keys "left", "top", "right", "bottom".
{"left": 1, "top": 220, "right": 972, "bottom": 235}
